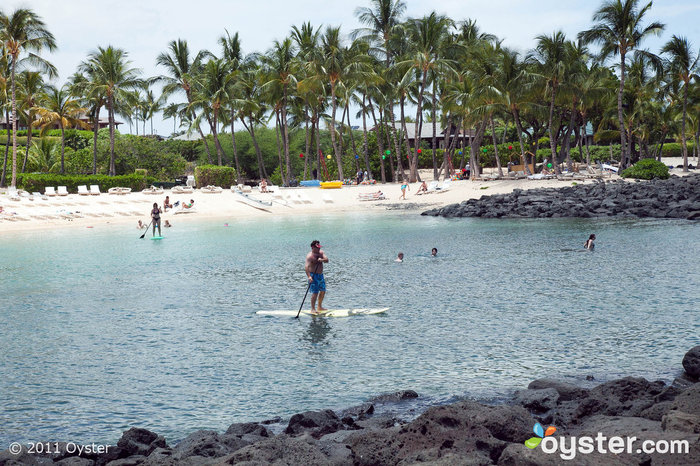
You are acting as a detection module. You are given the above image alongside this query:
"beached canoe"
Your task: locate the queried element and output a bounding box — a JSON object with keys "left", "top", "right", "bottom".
{"left": 320, "top": 181, "right": 343, "bottom": 189}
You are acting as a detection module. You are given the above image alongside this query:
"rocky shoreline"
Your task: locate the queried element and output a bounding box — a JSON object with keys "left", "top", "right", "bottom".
{"left": 422, "top": 175, "right": 700, "bottom": 220}
{"left": 2, "top": 347, "right": 699, "bottom": 465}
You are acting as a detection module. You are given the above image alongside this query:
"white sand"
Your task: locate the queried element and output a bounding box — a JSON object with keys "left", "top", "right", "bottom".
{"left": 0, "top": 159, "right": 694, "bottom": 233}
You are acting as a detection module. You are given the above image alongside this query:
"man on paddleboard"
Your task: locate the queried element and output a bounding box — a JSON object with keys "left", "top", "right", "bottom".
{"left": 305, "top": 240, "right": 329, "bottom": 314}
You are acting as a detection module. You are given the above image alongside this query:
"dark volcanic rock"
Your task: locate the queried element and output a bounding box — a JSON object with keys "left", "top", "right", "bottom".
{"left": 116, "top": 428, "right": 166, "bottom": 457}
{"left": 223, "top": 434, "right": 333, "bottom": 465}
{"left": 423, "top": 174, "right": 700, "bottom": 219}
{"left": 682, "top": 346, "right": 700, "bottom": 380}
{"left": 572, "top": 377, "right": 666, "bottom": 421}
{"left": 348, "top": 400, "right": 532, "bottom": 465}
{"left": 527, "top": 378, "right": 589, "bottom": 401}
{"left": 171, "top": 430, "right": 248, "bottom": 460}
{"left": 513, "top": 388, "right": 559, "bottom": 414}
{"left": 285, "top": 409, "right": 346, "bottom": 439}
{"left": 368, "top": 390, "right": 419, "bottom": 403}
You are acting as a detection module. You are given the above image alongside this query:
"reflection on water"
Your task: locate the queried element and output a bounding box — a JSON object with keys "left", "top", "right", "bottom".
{"left": 302, "top": 318, "right": 333, "bottom": 347}
{"left": 0, "top": 214, "right": 698, "bottom": 445}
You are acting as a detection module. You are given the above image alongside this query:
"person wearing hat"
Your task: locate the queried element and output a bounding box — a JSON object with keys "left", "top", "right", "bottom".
{"left": 305, "top": 240, "right": 329, "bottom": 313}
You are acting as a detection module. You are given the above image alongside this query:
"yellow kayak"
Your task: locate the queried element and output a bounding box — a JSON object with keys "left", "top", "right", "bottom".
{"left": 320, "top": 181, "right": 343, "bottom": 189}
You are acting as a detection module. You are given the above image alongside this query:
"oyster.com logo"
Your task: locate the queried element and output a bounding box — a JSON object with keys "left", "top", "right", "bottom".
{"left": 525, "top": 422, "right": 556, "bottom": 449}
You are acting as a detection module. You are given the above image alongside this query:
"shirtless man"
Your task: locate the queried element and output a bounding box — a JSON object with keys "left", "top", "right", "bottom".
{"left": 305, "top": 240, "right": 329, "bottom": 313}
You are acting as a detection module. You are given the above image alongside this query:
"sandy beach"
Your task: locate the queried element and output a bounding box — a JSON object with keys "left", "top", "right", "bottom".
{"left": 0, "top": 160, "right": 695, "bottom": 233}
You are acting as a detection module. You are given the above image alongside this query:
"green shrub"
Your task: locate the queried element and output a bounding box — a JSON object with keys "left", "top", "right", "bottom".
{"left": 194, "top": 165, "right": 237, "bottom": 188}
{"left": 16, "top": 173, "right": 155, "bottom": 193}
{"left": 620, "top": 158, "right": 670, "bottom": 180}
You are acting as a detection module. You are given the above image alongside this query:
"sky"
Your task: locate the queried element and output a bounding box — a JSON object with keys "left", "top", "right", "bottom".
{"left": 4, "top": 0, "right": 700, "bottom": 136}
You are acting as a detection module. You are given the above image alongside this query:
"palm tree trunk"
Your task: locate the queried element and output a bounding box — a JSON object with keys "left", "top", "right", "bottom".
{"left": 230, "top": 108, "right": 242, "bottom": 184}
{"left": 314, "top": 113, "right": 322, "bottom": 180}
{"left": 400, "top": 96, "right": 412, "bottom": 168}
{"left": 431, "top": 81, "right": 438, "bottom": 179}
{"left": 345, "top": 101, "right": 360, "bottom": 173}
{"left": 1, "top": 108, "right": 10, "bottom": 186}
{"left": 360, "top": 94, "right": 372, "bottom": 180}
{"left": 547, "top": 85, "right": 560, "bottom": 175}
{"left": 329, "top": 81, "right": 343, "bottom": 180}
{"left": 681, "top": 84, "right": 688, "bottom": 172}
{"left": 242, "top": 118, "right": 267, "bottom": 179}
{"left": 469, "top": 120, "right": 487, "bottom": 179}
{"left": 11, "top": 60, "right": 18, "bottom": 187}
{"left": 512, "top": 107, "right": 531, "bottom": 175}
{"left": 618, "top": 52, "right": 628, "bottom": 169}
{"left": 282, "top": 91, "right": 292, "bottom": 183}
{"left": 274, "top": 110, "right": 285, "bottom": 184}
{"left": 369, "top": 101, "right": 386, "bottom": 183}
{"left": 60, "top": 125, "right": 66, "bottom": 174}
{"left": 93, "top": 107, "right": 100, "bottom": 174}
{"left": 412, "top": 70, "right": 428, "bottom": 182}
{"left": 22, "top": 121, "right": 32, "bottom": 173}
{"left": 303, "top": 105, "right": 311, "bottom": 180}
{"left": 490, "top": 115, "right": 503, "bottom": 177}
{"left": 108, "top": 95, "right": 116, "bottom": 176}
{"left": 582, "top": 114, "right": 591, "bottom": 166}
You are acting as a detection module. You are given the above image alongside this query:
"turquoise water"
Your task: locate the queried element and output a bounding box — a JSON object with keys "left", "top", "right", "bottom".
{"left": 1, "top": 213, "right": 698, "bottom": 446}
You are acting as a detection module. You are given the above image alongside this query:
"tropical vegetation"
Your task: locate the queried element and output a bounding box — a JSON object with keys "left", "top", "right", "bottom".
{"left": 1, "top": 0, "right": 698, "bottom": 189}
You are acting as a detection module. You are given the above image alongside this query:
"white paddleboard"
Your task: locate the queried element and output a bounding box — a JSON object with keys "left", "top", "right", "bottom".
{"left": 257, "top": 308, "right": 388, "bottom": 318}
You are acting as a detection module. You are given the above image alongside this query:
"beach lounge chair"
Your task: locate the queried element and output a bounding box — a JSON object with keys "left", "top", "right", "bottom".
{"left": 45, "top": 187, "right": 57, "bottom": 196}
{"left": 142, "top": 186, "right": 164, "bottom": 195}
{"left": 201, "top": 185, "right": 223, "bottom": 193}
{"left": 436, "top": 179, "right": 452, "bottom": 193}
{"left": 78, "top": 185, "right": 90, "bottom": 196}
{"left": 57, "top": 186, "right": 69, "bottom": 196}
{"left": 358, "top": 192, "right": 386, "bottom": 201}
{"left": 33, "top": 191, "right": 48, "bottom": 201}
{"left": 90, "top": 185, "right": 101, "bottom": 195}
{"left": 172, "top": 185, "right": 194, "bottom": 194}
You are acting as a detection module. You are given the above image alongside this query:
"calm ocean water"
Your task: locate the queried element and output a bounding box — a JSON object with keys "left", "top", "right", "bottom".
{"left": 0, "top": 213, "right": 698, "bottom": 446}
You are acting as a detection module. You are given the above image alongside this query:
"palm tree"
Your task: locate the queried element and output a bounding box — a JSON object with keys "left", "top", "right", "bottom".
{"left": 16, "top": 70, "right": 44, "bottom": 172}
{"left": 0, "top": 7, "right": 56, "bottom": 187}
{"left": 262, "top": 38, "right": 297, "bottom": 184}
{"left": 661, "top": 35, "right": 699, "bottom": 172}
{"left": 155, "top": 39, "right": 213, "bottom": 162}
{"left": 33, "top": 84, "right": 89, "bottom": 174}
{"left": 189, "top": 57, "right": 231, "bottom": 166}
{"left": 579, "top": 0, "right": 664, "bottom": 169}
{"left": 26, "top": 136, "right": 60, "bottom": 172}
{"left": 80, "top": 46, "right": 142, "bottom": 175}
{"left": 529, "top": 31, "right": 570, "bottom": 175}
{"left": 219, "top": 30, "right": 244, "bottom": 182}
{"left": 396, "top": 12, "right": 455, "bottom": 181}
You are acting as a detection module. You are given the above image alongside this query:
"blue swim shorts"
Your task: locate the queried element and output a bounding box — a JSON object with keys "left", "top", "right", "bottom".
{"left": 309, "top": 272, "right": 326, "bottom": 294}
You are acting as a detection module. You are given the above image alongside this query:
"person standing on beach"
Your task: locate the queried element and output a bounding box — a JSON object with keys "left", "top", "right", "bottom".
{"left": 151, "top": 202, "right": 162, "bottom": 237}
{"left": 400, "top": 182, "right": 409, "bottom": 200}
{"left": 584, "top": 234, "right": 596, "bottom": 250}
{"left": 305, "top": 240, "right": 329, "bottom": 313}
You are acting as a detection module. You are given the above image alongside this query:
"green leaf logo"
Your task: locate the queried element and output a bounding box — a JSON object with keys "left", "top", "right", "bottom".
{"left": 525, "top": 437, "right": 542, "bottom": 449}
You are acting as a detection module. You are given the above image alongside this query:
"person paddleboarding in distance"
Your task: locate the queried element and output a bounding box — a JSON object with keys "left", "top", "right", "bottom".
{"left": 151, "top": 202, "right": 162, "bottom": 237}
{"left": 305, "top": 240, "right": 329, "bottom": 314}
{"left": 584, "top": 234, "right": 596, "bottom": 250}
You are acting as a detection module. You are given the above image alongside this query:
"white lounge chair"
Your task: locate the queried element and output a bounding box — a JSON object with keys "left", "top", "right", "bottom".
{"left": 358, "top": 192, "right": 386, "bottom": 201}
{"left": 33, "top": 191, "right": 48, "bottom": 200}
{"left": 172, "top": 185, "right": 193, "bottom": 194}
{"left": 57, "top": 186, "right": 69, "bottom": 196}
{"left": 201, "top": 185, "right": 223, "bottom": 193}
{"left": 45, "top": 187, "right": 57, "bottom": 196}
{"left": 90, "top": 185, "right": 101, "bottom": 195}
{"left": 436, "top": 179, "right": 452, "bottom": 193}
{"left": 78, "top": 185, "right": 90, "bottom": 196}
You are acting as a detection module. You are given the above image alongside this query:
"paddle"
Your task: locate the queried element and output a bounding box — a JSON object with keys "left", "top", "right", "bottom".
{"left": 296, "top": 262, "right": 320, "bottom": 318}
{"left": 139, "top": 220, "right": 153, "bottom": 239}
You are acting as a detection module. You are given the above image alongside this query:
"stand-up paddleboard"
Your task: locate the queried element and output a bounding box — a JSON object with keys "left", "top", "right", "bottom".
{"left": 151, "top": 236, "right": 165, "bottom": 240}
{"left": 257, "top": 308, "right": 388, "bottom": 318}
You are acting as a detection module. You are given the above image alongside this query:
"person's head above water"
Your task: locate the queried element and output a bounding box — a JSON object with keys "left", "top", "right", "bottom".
{"left": 589, "top": 234, "right": 596, "bottom": 240}
{"left": 431, "top": 248, "right": 437, "bottom": 256}
{"left": 311, "top": 240, "right": 322, "bottom": 250}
